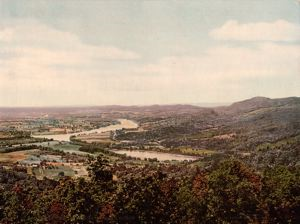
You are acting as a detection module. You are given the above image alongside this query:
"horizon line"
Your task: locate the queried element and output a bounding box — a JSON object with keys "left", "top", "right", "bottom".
{"left": 0, "top": 96, "right": 299, "bottom": 108}
{"left": 0, "top": 102, "right": 230, "bottom": 109}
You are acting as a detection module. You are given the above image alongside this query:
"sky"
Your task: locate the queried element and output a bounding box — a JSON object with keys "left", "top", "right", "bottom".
{"left": 0, "top": 0, "right": 299, "bottom": 106}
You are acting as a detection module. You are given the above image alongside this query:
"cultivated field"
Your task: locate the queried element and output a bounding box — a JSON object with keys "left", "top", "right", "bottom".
{"left": 0, "top": 149, "right": 38, "bottom": 163}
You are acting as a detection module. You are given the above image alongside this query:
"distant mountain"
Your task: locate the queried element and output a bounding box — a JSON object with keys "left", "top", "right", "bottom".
{"left": 0, "top": 96, "right": 299, "bottom": 119}
{"left": 217, "top": 96, "right": 300, "bottom": 114}
{"left": 0, "top": 104, "right": 209, "bottom": 119}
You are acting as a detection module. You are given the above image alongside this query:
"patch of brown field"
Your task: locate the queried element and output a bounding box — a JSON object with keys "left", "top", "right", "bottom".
{"left": 0, "top": 149, "right": 38, "bottom": 163}
{"left": 113, "top": 175, "right": 118, "bottom": 181}
{"left": 45, "top": 161, "right": 85, "bottom": 168}
{"left": 213, "top": 133, "right": 236, "bottom": 140}
{"left": 76, "top": 132, "right": 112, "bottom": 143}
{"left": 124, "top": 127, "right": 144, "bottom": 133}
{"left": 44, "top": 162, "right": 88, "bottom": 177}
{"left": 70, "top": 163, "right": 88, "bottom": 177}
{"left": 0, "top": 132, "right": 11, "bottom": 139}
{"left": 78, "top": 132, "right": 110, "bottom": 139}
{"left": 45, "top": 162, "right": 64, "bottom": 166}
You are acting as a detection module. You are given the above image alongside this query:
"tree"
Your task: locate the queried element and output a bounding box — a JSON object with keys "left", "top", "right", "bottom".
{"left": 50, "top": 178, "right": 99, "bottom": 224}
{"left": 206, "top": 160, "right": 263, "bottom": 223}
{"left": 261, "top": 166, "right": 300, "bottom": 223}
{"left": 2, "top": 183, "right": 38, "bottom": 224}
{"left": 113, "top": 169, "right": 180, "bottom": 223}
{"left": 88, "top": 155, "right": 113, "bottom": 183}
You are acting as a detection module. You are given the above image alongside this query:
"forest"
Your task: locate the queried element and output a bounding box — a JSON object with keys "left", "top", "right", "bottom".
{"left": 0, "top": 155, "right": 299, "bottom": 224}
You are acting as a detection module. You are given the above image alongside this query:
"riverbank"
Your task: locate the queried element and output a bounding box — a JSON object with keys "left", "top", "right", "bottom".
{"left": 32, "top": 119, "right": 138, "bottom": 142}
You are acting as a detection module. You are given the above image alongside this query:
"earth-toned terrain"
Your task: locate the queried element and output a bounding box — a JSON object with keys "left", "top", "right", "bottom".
{"left": 0, "top": 97, "right": 299, "bottom": 223}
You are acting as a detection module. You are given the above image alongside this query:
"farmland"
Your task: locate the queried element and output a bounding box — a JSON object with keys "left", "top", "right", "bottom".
{"left": 0, "top": 97, "right": 299, "bottom": 223}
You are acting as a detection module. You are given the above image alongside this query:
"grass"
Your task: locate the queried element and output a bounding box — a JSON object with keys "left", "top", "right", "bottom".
{"left": 188, "top": 129, "right": 219, "bottom": 139}
{"left": 179, "top": 148, "right": 216, "bottom": 155}
{"left": 244, "top": 107, "right": 274, "bottom": 116}
{"left": 51, "top": 143, "right": 81, "bottom": 152}
{"left": 189, "top": 160, "right": 206, "bottom": 167}
{"left": 33, "top": 166, "right": 75, "bottom": 180}
{"left": 256, "top": 134, "right": 300, "bottom": 151}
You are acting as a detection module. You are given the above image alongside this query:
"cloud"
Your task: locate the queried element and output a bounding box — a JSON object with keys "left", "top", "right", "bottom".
{"left": 0, "top": 20, "right": 140, "bottom": 106}
{"left": 136, "top": 43, "right": 300, "bottom": 80}
{"left": 1, "top": 39, "right": 299, "bottom": 105}
{"left": 0, "top": 19, "right": 299, "bottom": 106}
{"left": 0, "top": 28, "right": 14, "bottom": 42}
{"left": 210, "top": 20, "right": 300, "bottom": 42}
{"left": 0, "top": 20, "right": 139, "bottom": 67}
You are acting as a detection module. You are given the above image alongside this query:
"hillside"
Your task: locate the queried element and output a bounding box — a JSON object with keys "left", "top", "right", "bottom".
{"left": 218, "top": 96, "right": 300, "bottom": 114}
{"left": 114, "top": 97, "right": 300, "bottom": 167}
{"left": 1, "top": 96, "right": 299, "bottom": 223}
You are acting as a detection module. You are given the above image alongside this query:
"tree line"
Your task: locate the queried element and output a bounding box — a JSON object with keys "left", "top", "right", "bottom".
{"left": 0, "top": 156, "right": 299, "bottom": 223}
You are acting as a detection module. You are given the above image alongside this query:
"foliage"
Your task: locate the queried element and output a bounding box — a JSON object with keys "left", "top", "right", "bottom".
{"left": 261, "top": 166, "right": 300, "bottom": 223}
{"left": 0, "top": 159, "right": 299, "bottom": 223}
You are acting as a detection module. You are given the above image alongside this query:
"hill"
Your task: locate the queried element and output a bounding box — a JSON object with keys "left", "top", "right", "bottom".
{"left": 114, "top": 96, "right": 300, "bottom": 167}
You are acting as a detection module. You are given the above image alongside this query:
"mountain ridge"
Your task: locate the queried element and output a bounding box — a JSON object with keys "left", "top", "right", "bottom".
{"left": 0, "top": 96, "right": 299, "bottom": 118}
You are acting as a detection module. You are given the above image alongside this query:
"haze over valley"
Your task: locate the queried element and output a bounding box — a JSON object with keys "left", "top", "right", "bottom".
{"left": 0, "top": 1, "right": 299, "bottom": 223}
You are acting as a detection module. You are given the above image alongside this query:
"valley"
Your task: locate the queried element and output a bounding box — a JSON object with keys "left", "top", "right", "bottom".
{"left": 1, "top": 96, "right": 299, "bottom": 179}
{"left": 1, "top": 97, "right": 299, "bottom": 223}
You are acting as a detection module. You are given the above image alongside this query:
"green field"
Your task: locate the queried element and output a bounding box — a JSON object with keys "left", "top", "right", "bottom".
{"left": 50, "top": 143, "right": 82, "bottom": 153}
{"left": 32, "top": 166, "right": 75, "bottom": 180}
{"left": 179, "top": 148, "right": 217, "bottom": 155}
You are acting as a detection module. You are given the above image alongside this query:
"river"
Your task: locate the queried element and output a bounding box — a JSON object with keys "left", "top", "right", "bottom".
{"left": 32, "top": 119, "right": 138, "bottom": 142}
{"left": 32, "top": 119, "right": 198, "bottom": 161}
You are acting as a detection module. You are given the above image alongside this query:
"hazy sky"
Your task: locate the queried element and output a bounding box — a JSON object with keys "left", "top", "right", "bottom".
{"left": 0, "top": 0, "right": 299, "bottom": 106}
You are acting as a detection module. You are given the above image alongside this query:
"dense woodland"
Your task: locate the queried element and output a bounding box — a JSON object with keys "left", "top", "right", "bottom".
{"left": 0, "top": 156, "right": 299, "bottom": 224}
